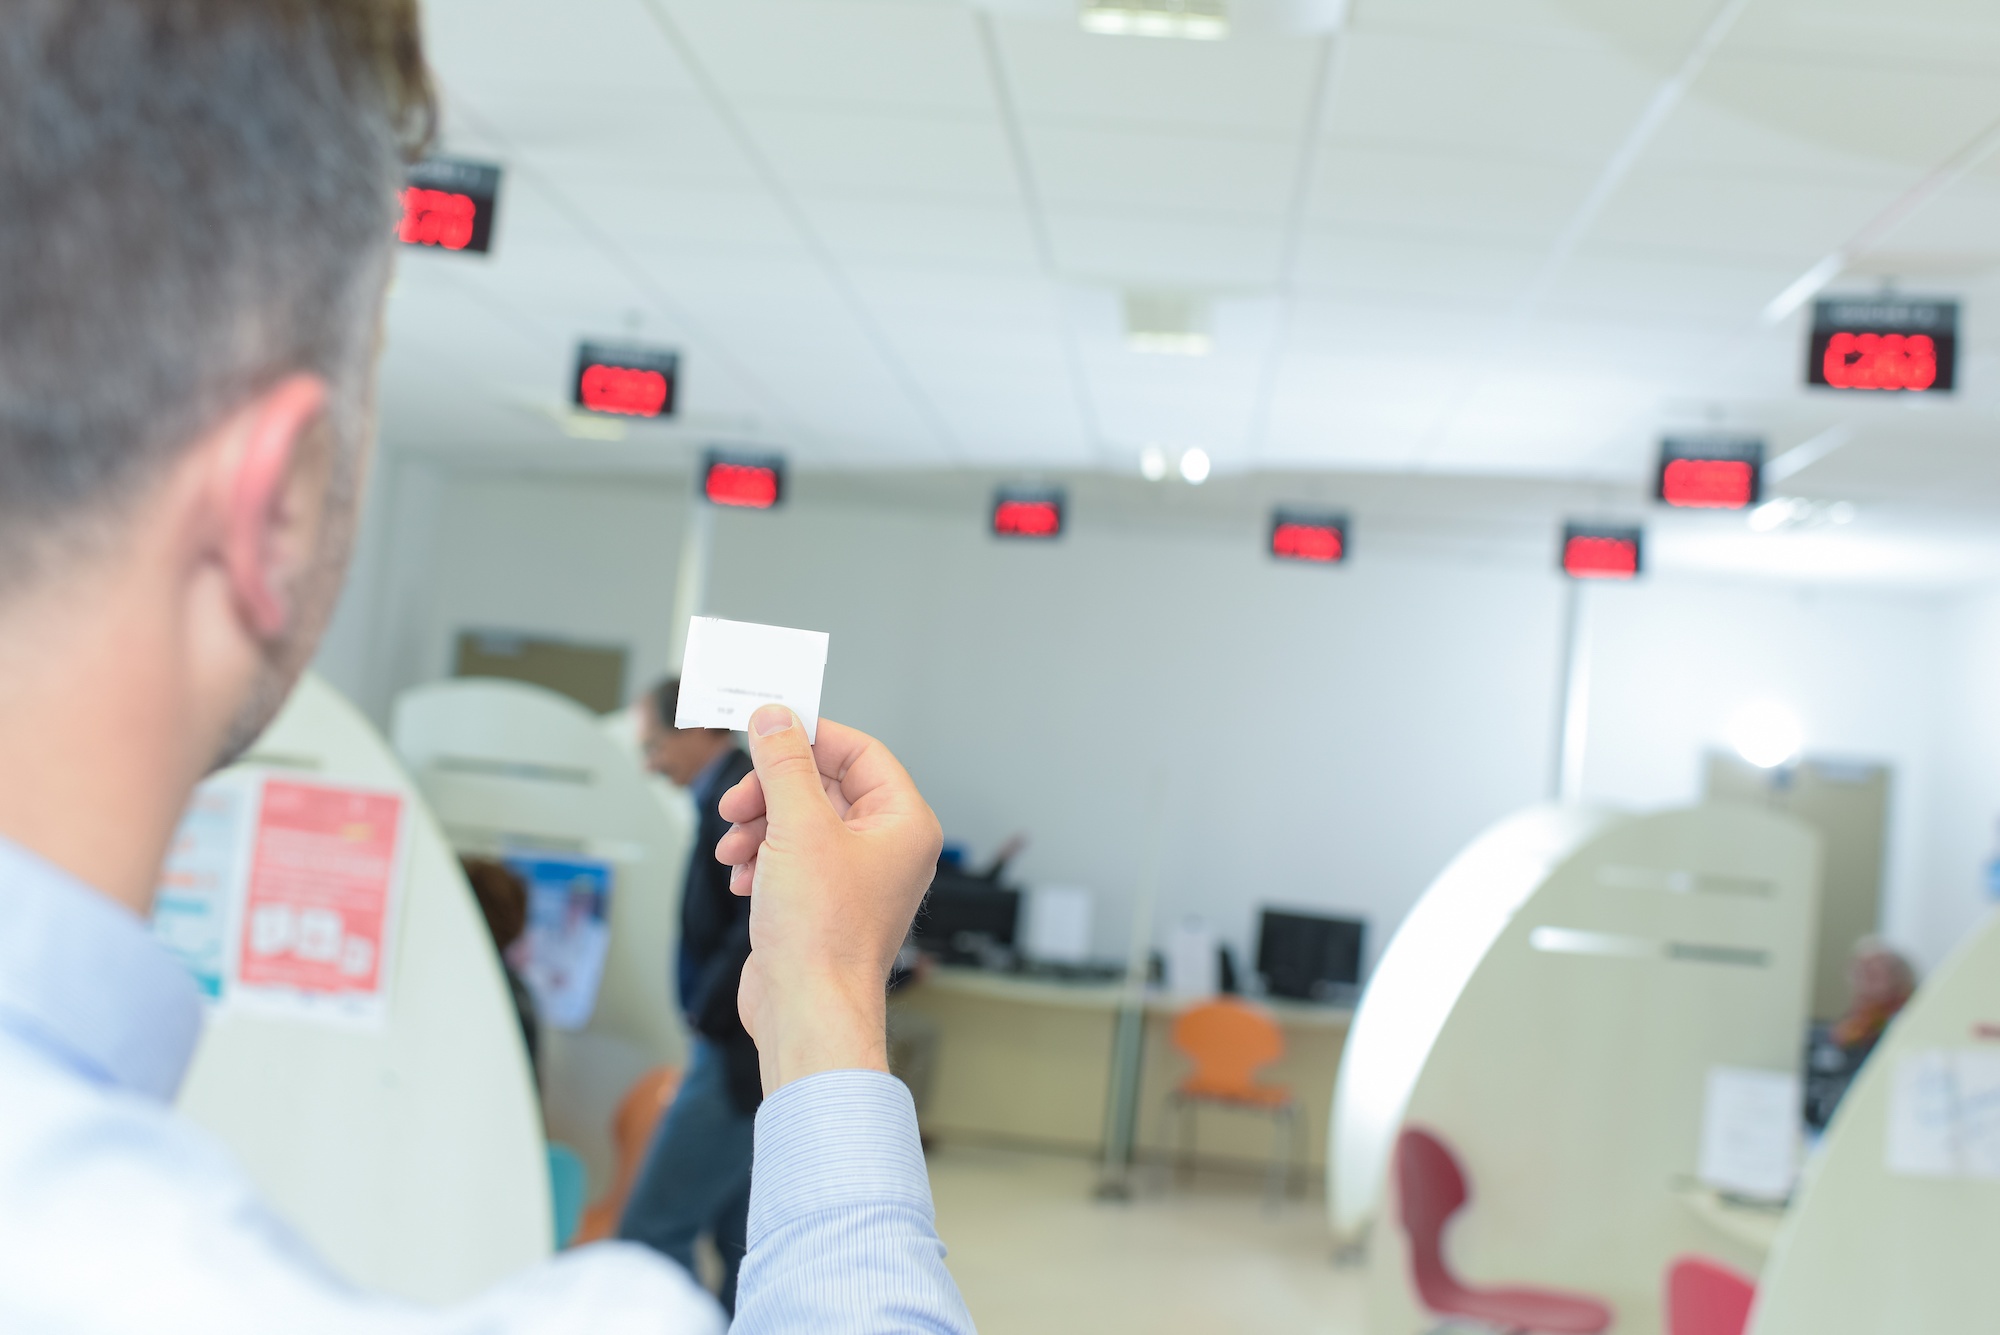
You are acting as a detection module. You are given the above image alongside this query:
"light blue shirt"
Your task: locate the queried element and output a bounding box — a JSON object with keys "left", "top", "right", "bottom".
{"left": 0, "top": 837, "right": 975, "bottom": 1334}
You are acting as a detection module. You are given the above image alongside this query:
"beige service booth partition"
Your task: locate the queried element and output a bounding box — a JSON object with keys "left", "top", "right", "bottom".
{"left": 1331, "top": 803, "right": 1819, "bottom": 1335}
{"left": 172, "top": 674, "right": 549, "bottom": 1302}
{"left": 1749, "top": 906, "right": 2000, "bottom": 1333}
{"left": 391, "top": 678, "right": 692, "bottom": 1198}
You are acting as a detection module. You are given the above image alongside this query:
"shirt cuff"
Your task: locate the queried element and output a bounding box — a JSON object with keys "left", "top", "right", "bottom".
{"left": 747, "top": 1069, "right": 933, "bottom": 1246}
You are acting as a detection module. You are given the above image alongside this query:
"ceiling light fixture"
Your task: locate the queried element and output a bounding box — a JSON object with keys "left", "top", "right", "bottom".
{"left": 1179, "top": 448, "right": 1211, "bottom": 484}
{"left": 1124, "top": 291, "right": 1212, "bottom": 356}
{"left": 1080, "top": 0, "right": 1227, "bottom": 40}
{"left": 1747, "top": 496, "right": 1858, "bottom": 533}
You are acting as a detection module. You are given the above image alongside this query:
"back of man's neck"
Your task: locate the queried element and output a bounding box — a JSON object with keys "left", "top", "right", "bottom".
{"left": 0, "top": 575, "right": 199, "bottom": 917}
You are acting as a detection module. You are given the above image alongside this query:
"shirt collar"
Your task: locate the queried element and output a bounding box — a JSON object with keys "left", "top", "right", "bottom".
{"left": 0, "top": 837, "right": 202, "bottom": 1102}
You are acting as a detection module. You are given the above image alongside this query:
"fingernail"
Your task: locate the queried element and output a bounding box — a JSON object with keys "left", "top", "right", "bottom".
{"left": 752, "top": 705, "right": 794, "bottom": 736}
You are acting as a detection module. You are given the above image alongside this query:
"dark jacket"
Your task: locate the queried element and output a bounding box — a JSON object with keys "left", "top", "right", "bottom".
{"left": 677, "top": 747, "right": 762, "bottom": 1114}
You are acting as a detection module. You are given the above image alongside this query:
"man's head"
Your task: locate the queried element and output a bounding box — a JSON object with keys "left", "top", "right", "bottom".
{"left": 641, "top": 678, "right": 736, "bottom": 788}
{"left": 1848, "top": 937, "right": 1916, "bottom": 1013}
{"left": 0, "top": 1, "right": 432, "bottom": 769}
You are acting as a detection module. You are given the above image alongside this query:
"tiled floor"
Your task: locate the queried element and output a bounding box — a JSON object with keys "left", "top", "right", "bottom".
{"left": 926, "top": 1146, "right": 1367, "bottom": 1335}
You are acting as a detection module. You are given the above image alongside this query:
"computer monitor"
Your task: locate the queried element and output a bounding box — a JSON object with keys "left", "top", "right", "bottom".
{"left": 914, "top": 873, "right": 1021, "bottom": 965}
{"left": 1256, "top": 909, "right": 1364, "bottom": 1001}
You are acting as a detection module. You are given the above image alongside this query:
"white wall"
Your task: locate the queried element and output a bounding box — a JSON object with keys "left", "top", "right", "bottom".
{"left": 1581, "top": 579, "right": 1952, "bottom": 966}
{"left": 705, "top": 500, "right": 1568, "bottom": 969}
{"left": 320, "top": 456, "right": 1998, "bottom": 977}
{"left": 1921, "top": 589, "right": 2000, "bottom": 966}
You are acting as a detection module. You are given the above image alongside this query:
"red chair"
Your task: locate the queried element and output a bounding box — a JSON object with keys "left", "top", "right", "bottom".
{"left": 1394, "top": 1126, "right": 1614, "bottom": 1334}
{"left": 1665, "top": 1255, "right": 1756, "bottom": 1335}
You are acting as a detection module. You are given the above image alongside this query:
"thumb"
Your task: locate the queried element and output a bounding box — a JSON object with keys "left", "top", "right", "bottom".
{"left": 744, "top": 705, "right": 830, "bottom": 826}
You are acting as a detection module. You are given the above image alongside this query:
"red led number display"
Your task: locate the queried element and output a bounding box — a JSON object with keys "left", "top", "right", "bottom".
{"left": 1821, "top": 331, "right": 1937, "bottom": 392}
{"left": 706, "top": 463, "right": 780, "bottom": 509}
{"left": 994, "top": 499, "right": 1062, "bottom": 538}
{"left": 1660, "top": 458, "right": 1756, "bottom": 509}
{"left": 1271, "top": 521, "right": 1344, "bottom": 563}
{"left": 578, "top": 364, "right": 670, "bottom": 418}
{"left": 1563, "top": 536, "right": 1639, "bottom": 580}
{"left": 399, "top": 187, "right": 477, "bottom": 251}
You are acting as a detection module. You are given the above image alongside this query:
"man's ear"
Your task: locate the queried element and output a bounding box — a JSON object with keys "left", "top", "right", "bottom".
{"left": 222, "top": 374, "right": 330, "bottom": 639}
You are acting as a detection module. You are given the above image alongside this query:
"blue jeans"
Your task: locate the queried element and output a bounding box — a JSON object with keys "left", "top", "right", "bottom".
{"left": 617, "top": 1037, "right": 757, "bottom": 1312}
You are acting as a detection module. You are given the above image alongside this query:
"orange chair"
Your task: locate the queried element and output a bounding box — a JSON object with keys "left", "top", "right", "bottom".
{"left": 573, "top": 1065, "right": 681, "bottom": 1246}
{"left": 1167, "top": 997, "right": 1299, "bottom": 1203}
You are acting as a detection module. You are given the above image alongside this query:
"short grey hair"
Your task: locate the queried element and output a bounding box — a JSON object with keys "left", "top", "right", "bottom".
{"left": 0, "top": 0, "right": 434, "bottom": 583}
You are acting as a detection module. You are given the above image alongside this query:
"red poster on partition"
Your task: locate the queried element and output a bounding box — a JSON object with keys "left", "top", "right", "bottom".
{"left": 237, "top": 779, "right": 405, "bottom": 1014}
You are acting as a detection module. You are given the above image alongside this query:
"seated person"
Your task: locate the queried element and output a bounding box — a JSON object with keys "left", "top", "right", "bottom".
{"left": 461, "top": 855, "right": 542, "bottom": 1087}
{"left": 1804, "top": 937, "right": 1917, "bottom": 1131}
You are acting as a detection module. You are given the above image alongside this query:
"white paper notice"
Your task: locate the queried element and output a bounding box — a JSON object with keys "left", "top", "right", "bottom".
{"left": 1886, "top": 1048, "right": 2000, "bottom": 1180}
{"left": 152, "top": 771, "right": 259, "bottom": 1001}
{"left": 1698, "top": 1065, "right": 1801, "bottom": 1201}
{"left": 676, "top": 616, "right": 830, "bottom": 743}
{"left": 1024, "top": 886, "right": 1094, "bottom": 964}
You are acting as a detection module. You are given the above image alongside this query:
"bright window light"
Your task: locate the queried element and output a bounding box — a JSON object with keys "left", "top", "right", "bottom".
{"left": 1179, "top": 448, "right": 1211, "bottom": 484}
{"left": 1139, "top": 445, "right": 1167, "bottom": 481}
{"left": 1727, "top": 700, "right": 1803, "bottom": 770}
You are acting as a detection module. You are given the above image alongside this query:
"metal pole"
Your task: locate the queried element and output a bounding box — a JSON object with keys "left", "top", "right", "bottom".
{"left": 1096, "top": 770, "right": 1170, "bottom": 1201}
{"left": 1550, "top": 580, "right": 1593, "bottom": 802}
{"left": 665, "top": 484, "right": 715, "bottom": 673}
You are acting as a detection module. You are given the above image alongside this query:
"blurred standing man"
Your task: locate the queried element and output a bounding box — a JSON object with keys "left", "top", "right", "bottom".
{"left": 0, "top": 5, "right": 972, "bottom": 1332}
{"left": 623, "top": 679, "right": 759, "bottom": 1310}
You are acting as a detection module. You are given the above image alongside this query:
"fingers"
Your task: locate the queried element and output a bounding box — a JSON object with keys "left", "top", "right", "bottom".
{"left": 715, "top": 816, "right": 767, "bottom": 866}
{"left": 729, "top": 855, "right": 756, "bottom": 896}
{"left": 744, "top": 705, "right": 838, "bottom": 824}
{"left": 717, "top": 770, "right": 765, "bottom": 825}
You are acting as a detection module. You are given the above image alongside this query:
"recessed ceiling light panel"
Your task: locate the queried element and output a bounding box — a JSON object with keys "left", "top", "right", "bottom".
{"left": 1081, "top": 0, "right": 1227, "bottom": 39}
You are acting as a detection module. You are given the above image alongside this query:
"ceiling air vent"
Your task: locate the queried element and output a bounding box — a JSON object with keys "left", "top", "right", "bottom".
{"left": 1124, "top": 291, "right": 1212, "bottom": 356}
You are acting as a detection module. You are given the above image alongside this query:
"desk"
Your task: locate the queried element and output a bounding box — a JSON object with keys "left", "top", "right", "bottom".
{"left": 897, "top": 967, "right": 1351, "bottom": 1175}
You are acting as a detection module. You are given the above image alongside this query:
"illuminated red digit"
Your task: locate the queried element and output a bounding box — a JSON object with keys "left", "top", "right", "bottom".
{"left": 1905, "top": 333, "right": 1937, "bottom": 391}
{"left": 438, "top": 194, "right": 475, "bottom": 250}
{"left": 1273, "top": 522, "right": 1340, "bottom": 561}
{"left": 707, "top": 464, "right": 779, "bottom": 508}
{"left": 995, "top": 500, "right": 1059, "bottom": 536}
{"left": 581, "top": 365, "right": 668, "bottom": 416}
{"left": 1824, "top": 331, "right": 1857, "bottom": 388}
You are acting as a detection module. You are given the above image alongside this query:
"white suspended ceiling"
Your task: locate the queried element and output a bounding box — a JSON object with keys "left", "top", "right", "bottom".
{"left": 382, "top": 0, "right": 2000, "bottom": 518}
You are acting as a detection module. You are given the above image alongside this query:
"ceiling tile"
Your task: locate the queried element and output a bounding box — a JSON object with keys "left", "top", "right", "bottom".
{"left": 1027, "top": 125, "right": 1299, "bottom": 218}
{"left": 742, "top": 108, "right": 1019, "bottom": 201}
{"left": 1293, "top": 227, "right": 1543, "bottom": 305}
{"left": 663, "top": 0, "right": 993, "bottom": 113}
{"left": 1327, "top": 28, "right": 1661, "bottom": 165}
{"left": 1045, "top": 211, "right": 1287, "bottom": 287}
{"left": 1309, "top": 144, "right": 1596, "bottom": 241}
{"left": 996, "top": 20, "right": 1323, "bottom": 134}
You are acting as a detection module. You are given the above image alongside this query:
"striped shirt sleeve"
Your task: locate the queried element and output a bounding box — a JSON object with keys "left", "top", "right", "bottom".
{"left": 732, "top": 1071, "right": 975, "bottom": 1334}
